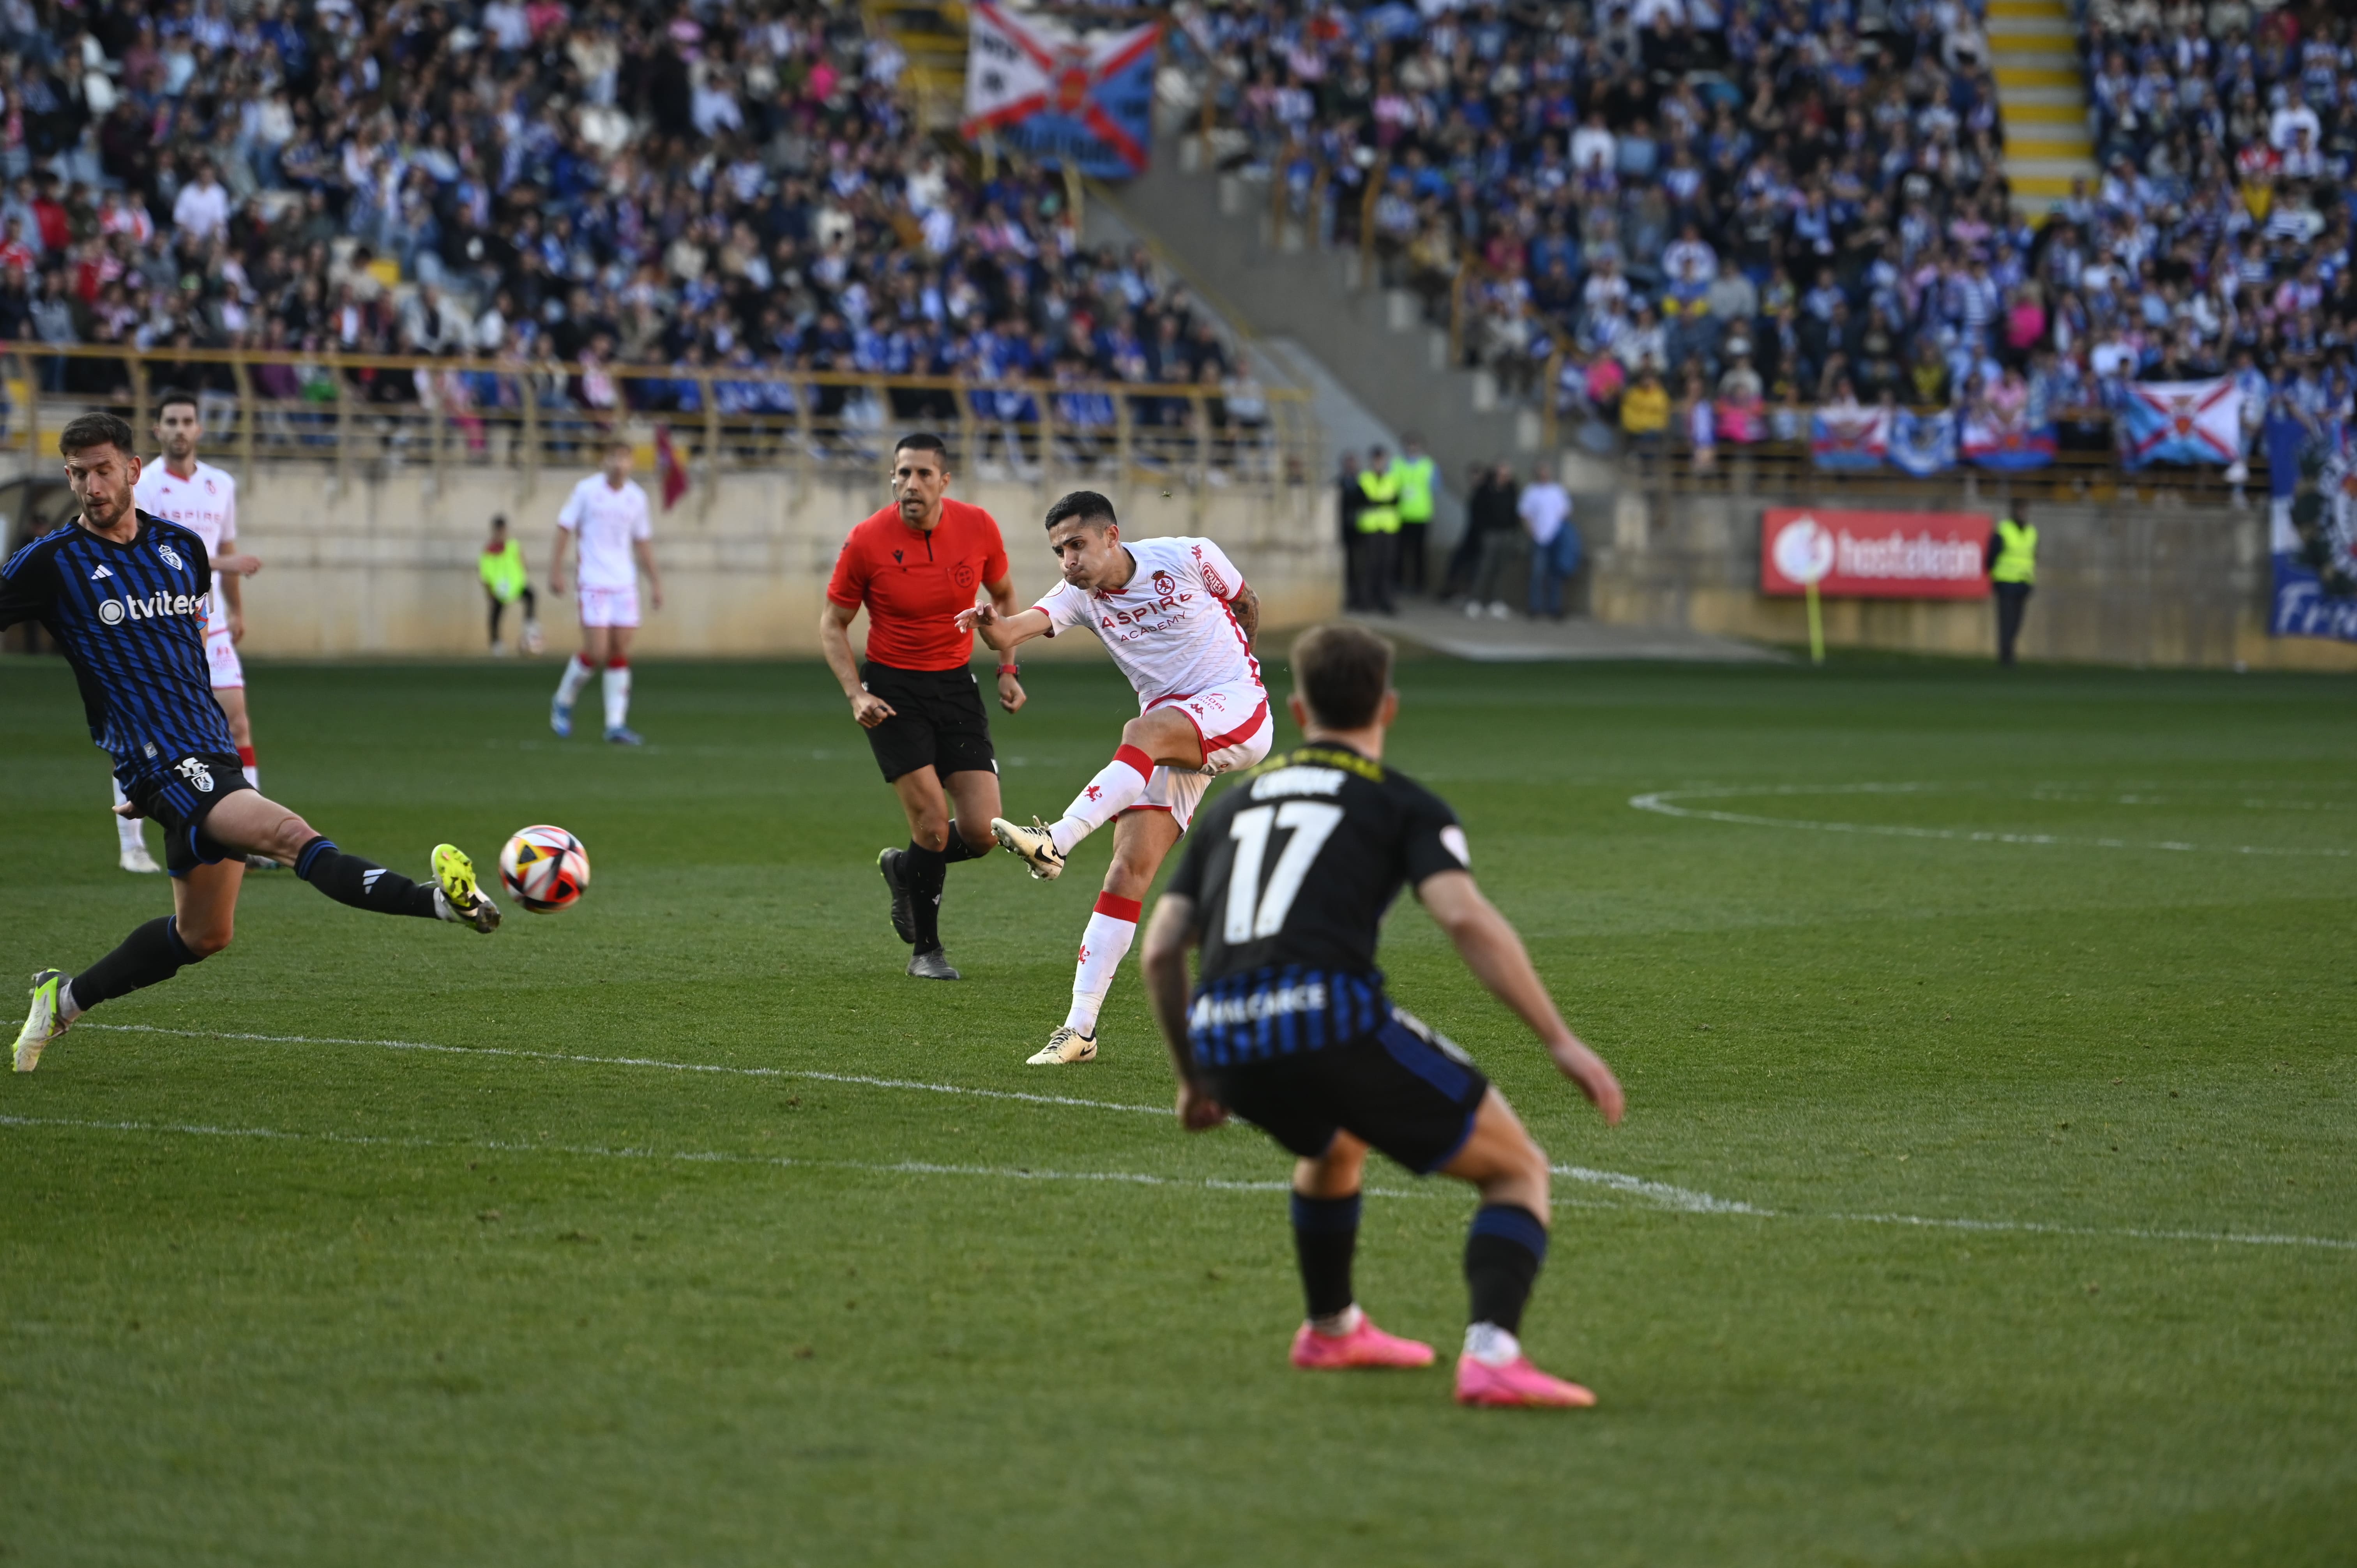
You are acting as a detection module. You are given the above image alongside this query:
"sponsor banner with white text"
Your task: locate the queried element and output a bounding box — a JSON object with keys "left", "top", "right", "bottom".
{"left": 1761, "top": 508, "right": 1991, "bottom": 599}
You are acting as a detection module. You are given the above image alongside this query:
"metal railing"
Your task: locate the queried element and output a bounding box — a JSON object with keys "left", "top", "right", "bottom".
{"left": 0, "top": 343, "right": 1322, "bottom": 509}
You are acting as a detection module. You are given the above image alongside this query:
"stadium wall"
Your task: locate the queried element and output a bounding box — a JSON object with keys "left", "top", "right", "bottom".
{"left": 1586, "top": 491, "right": 2357, "bottom": 673}
{"left": 205, "top": 467, "right": 1339, "bottom": 659}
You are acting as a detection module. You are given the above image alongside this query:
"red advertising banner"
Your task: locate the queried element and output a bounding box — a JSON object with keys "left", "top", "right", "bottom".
{"left": 1760, "top": 508, "right": 1992, "bottom": 599}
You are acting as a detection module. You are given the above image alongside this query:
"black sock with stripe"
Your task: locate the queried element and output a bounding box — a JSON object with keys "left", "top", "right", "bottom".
{"left": 294, "top": 837, "right": 440, "bottom": 918}
{"left": 1464, "top": 1204, "right": 1548, "bottom": 1334}
{"left": 70, "top": 915, "right": 204, "bottom": 1012}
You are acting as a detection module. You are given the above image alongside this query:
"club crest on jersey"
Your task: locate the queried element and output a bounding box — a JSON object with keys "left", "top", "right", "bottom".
{"left": 174, "top": 756, "right": 216, "bottom": 793}
{"left": 1152, "top": 569, "right": 1178, "bottom": 599}
{"left": 157, "top": 544, "right": 184, "bottom": 570}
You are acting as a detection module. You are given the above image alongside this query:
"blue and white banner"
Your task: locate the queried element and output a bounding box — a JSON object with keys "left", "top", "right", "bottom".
{"left": 2117, "top": 378, "right": 2242, "bottom": 467}
{"left": 1889, "top": 409, "right": 1956, "bottom": 476}
{"left": 1961, "top": 408, "right": 2058, "bottom": 470}
{"left": 2272, "top": 457, "right": 2357, "bottom": 642}
{"left": 1809, "top": 406, "right": 1889, "bottom": 471}
{"left": 963, "top": 2, "right": 1160, "bottom": 177}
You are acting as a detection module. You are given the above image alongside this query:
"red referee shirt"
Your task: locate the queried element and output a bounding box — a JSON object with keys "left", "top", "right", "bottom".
{"left": 825, "top": 497, "right": 1011, "bottom": 672}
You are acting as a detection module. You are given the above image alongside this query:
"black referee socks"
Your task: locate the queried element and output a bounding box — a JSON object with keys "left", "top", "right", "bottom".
{"left": 938, "top": 823, "right": 986, "bottom": 864}
{"left": 1465, "top": 1204, "right": 1549, "bottom": 1334}
{"left": 1291, "top": 1191, "right": 1362, "bottom": 1321}
{"left": 71, "top": 915, "right": 204, "bottom": 1012}
{"left": 294, "top": 837, "right": 441, "bottom": 919}
{"left": 903, "top": 842, "right": 948, "bottom": 949}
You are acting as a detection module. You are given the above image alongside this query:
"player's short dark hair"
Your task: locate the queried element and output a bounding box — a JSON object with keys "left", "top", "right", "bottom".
{"left": 154, "top": 386, "right": 200, "bottom": 417}
{"left": 1291, "top": 623, "right": 1394, "bottom": 730}
{"left": 894, "top": 431, "right": 950, "bottom": 463}
{"left": 60, "top": 411, "right": 136, "bottom": 459}
{"left": 1044, "top": 491, "right": 1117, "bottom": 533}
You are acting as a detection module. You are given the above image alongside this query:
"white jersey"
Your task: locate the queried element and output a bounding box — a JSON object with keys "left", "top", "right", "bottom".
{"left": 135, "top": 458, "right": 237, "bottom": 634}
{"left": 557, "top": 475, "right": 652, "bottom": 591}
{"left": 1035, "top": 535, "right": 1260, "bottom": 707}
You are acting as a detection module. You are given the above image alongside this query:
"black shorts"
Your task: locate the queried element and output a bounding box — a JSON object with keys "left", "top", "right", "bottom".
{"left": 125, "top": 752, "right": 256, "bottom": 878}
{"left": 1201, "top": 1009, "right": 1490, "bottom": 1175}
{"left": 861, "top": 661, "right": 997, "bottom": 784}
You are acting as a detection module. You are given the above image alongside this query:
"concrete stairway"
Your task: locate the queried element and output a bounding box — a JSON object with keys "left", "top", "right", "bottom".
{"left": 1990, "top": 0, "right": 2097, "bottom": 201}
{"left": 1102, "top": 135, "right": 1578, "bottom": 543}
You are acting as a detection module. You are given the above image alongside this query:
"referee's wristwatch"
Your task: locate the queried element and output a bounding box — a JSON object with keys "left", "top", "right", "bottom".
{"left": 997, "top": 663, "right": 1021, "bottom": 676}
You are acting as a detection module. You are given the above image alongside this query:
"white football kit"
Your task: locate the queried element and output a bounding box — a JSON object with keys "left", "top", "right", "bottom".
{"left": 134, "top": 458, "right": 243, "bottom": 689}
{"left": 1035, "top": 535, "right": 1271, "bottom": 830}
{"left": 558, "top": 475, "right": 653, "bottom": 628}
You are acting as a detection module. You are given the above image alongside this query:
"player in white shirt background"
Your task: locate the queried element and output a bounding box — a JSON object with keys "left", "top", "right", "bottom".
{"left": 124, "top": 388, "right": 265, "bottom": 874}
{"left": 959, "top": 490, "right": 1267, "bottom": 1066}
{"left": 548, "top": 437, "right": 664, "bottom": 745}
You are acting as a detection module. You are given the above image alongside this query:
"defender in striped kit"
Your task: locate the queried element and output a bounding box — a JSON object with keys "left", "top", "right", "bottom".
{"left": 2, "top": 413, "right": 500, "bottom": 1074}
{"left": 1140, "top": 624, "right": 1626, "bottom": 1407}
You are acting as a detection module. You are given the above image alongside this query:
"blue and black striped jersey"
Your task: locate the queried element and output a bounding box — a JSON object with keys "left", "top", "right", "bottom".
{"left": 0, "top": 509, "right": 238, "bottom": 784}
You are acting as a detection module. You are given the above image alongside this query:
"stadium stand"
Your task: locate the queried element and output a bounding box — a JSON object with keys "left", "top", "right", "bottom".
{"left": 0, "top": 0, "right": 1295, "bottom": 479}
{"left": 1169, "top": 0, "right": 2352, "bottom": 479}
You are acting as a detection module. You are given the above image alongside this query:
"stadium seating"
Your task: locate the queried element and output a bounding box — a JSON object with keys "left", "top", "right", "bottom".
{"left": 0, "top": 0, "right": 1277, "bottom": 477}
{"left": 1173, "top": 0, "right": 2353, "bottom": 470}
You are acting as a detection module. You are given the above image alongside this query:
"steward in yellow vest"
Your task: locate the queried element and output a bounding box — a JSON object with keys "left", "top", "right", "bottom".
{"left": 1985, "top": 503, "right": 2037, "bottom": 665}
{"left": 1395, "top": 439, "right": 1436, "bottom": 595}
{"left": 1353, "top": 446, "right": 1402, "bottom": 614}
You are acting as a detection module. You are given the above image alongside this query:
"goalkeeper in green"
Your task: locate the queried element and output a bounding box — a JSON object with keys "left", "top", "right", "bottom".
{"left": 481, "top": 514, "right": 541, "bottom": 655}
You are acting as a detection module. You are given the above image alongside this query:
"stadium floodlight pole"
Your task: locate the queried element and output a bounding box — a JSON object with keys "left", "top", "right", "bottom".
{"left": 1807, "top": 577, "right": 1825, "bottom": 666}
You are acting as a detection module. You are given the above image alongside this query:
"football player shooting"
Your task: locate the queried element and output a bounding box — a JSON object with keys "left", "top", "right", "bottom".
{"left": 4, "top": 413, "right": 501, "bottom": 1074}
{"left": 1138, "top": 624, "right": 1626, "bottom": 1408}
{"left": 819, "top": 433, "right": 1027, "bottom": 982}
{"left": 956, "top": 491, "right": 1266, "bottom": 1066}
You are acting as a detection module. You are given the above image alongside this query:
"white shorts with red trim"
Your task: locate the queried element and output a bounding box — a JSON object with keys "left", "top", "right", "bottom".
{"left": 205, "top": 624, "right": 245, "bottom": 690}
{"left": 1132, "top": 680, "right": 1274, "bottom": 833}
{"left": 578, "top": 584, "right": 640, "bottom": 629}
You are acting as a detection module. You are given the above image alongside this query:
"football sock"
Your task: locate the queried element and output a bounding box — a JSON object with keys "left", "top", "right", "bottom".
{"left": 1464, "top": 1204, "right": 1548, "bottom": 1343}
{"left": 1049, "top": 745, "right": 1156, "bottom": 855}
{"left": 603, "top": 659, "right": 631, "bottom": 730}
{"left": 293, "top": 836, "right": 441, "bottom": 918}
{"left": 110, "top": 780, "right": 145, "bottom": 852}
{"left": 70, "top": 915, "right": 203, "bottom": 1013}
{"left": 1290, "top": 1190, "right": 1361, "bottom": 1323}
{"left": 555, "top": 653, "right": 595, "bottom": 709}
{"left": 237, "top": 745, "right": 258, "bottom": 790}
{"left": 1062, "top": 892, "right": 1139, "bottom": 1034}
{"left": 904, "top": 841, "right": 947, "bottom": 950}
{"left": 940, "top": 823, "right": 985, "bottom": 864}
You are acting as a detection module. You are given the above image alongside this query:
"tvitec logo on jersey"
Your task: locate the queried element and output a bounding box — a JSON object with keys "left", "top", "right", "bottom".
{"left": 97, "top": 591, "right": 207, "bottom": 626}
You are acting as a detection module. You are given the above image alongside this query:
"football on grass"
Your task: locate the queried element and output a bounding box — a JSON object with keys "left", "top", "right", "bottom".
{"left": 499, "top": 825, "right": 590, "bottom": 913}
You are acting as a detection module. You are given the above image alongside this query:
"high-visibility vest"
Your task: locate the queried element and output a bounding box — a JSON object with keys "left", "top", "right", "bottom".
{"left": 1395, "top": 454, "right": 1435, "bottom": 523}
{"left": 480, "top": 539, "right": 528, "bottom": 602}
{"left": 1357, "top": 468, "right": 1402, "bottom": 534}
{"left": 1991, "top": 517, "right": 2037, "bottom": 584}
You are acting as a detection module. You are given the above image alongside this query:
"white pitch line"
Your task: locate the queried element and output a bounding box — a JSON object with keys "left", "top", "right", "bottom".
{"left": 7, "top": 1112, "right": 2349, "bottom": 1253}
{"left": 1629, "top": 782, "right": 2351, "bottom": 858}
{"left": 76, "top": 1022, "right": 1168, "bottom": 1116}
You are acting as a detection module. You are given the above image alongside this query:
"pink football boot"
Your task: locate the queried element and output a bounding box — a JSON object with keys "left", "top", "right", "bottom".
{"left": 1453, "top": 1354, "right": 1598, "bottom": 1408}
{"left": 1289, "top": 1315, "right": 1438, "bottom": 1370}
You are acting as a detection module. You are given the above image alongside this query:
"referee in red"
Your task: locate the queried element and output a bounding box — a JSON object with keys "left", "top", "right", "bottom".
{"left": 820, "top": 433, "right": 1027, "bottom": 980}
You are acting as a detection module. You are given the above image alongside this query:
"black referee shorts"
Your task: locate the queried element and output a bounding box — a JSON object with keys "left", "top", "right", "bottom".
{"left": 1202, "top": 1009, "right": 1491, "bottom": 1175}
{"left": 860, "top": 661, "right": 997, "bottom": 784}
{"left": 125, "top": 751, "right": 256, "bottom": 878}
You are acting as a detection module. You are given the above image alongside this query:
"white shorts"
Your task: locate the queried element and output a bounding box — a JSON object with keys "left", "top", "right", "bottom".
{"left": 205, "top": 623, "right": 244, "bottom": 690}
{"left": 1131, "top": 680, "right": 1275, "bottom": 833}
{"left": 578, "top": 584, "right": 640, "bottom": 629}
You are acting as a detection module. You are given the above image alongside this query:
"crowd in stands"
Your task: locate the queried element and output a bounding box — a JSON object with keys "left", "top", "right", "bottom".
{"left": 1182, "top": 0, "right": 2356, "bottom": 459}
{"left": 0, "top": 0, "right": 1262, "bottom": 454}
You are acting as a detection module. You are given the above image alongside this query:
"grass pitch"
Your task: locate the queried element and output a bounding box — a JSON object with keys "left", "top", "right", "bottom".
{"left": 1, "top": 652, "right": 2352, "bottom": 1566}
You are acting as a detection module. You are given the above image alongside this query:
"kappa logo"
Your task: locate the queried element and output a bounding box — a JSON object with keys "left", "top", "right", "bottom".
{"left": 157, "top": 544, "right": 184, "bottom": 571}
{"left": 173, "top": 756, "right": 215, "bottom": 793}
{"left": 90, "top": 564, "right": 112, "bottom": 579}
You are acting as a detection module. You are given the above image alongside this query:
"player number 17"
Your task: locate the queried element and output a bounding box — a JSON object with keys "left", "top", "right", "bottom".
{"left": 1223, "top": 802, "right": 1345, "bottom": 943}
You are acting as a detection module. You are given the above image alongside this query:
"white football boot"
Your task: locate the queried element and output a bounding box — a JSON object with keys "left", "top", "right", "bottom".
{"left": 990, "top": 816, "right": 1065, "bottom": 881}
{"left": 1025, "top": 1026, "right": 1098, "bottom": 1066}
